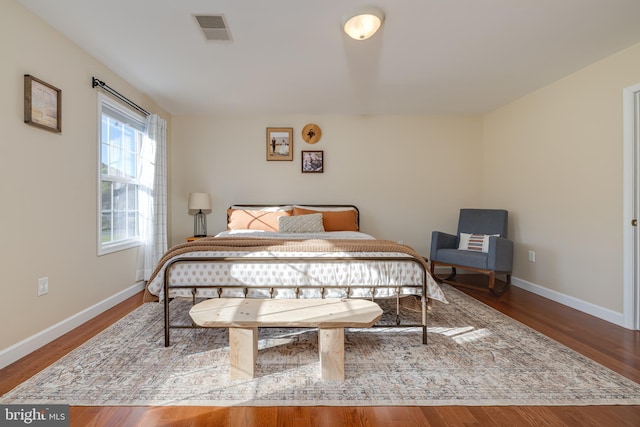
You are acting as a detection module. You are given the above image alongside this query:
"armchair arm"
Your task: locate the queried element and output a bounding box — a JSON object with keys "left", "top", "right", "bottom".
{"left": 487, "top": 236, "right": 513, "bottom": 272}
{"left": 430, "top": 231, "right": 458, "bottom": 261}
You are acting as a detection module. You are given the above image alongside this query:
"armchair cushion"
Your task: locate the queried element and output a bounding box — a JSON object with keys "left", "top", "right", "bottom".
{"left": 434, "top": 248, "right": 490, "bottom": 270}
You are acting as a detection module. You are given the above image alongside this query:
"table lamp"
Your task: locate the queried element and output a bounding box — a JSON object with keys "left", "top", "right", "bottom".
{"left": 188, "top": 192, "right": 211, "bottom": 237}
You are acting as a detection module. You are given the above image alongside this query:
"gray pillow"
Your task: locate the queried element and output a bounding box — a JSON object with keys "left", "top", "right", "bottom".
{"left": 278, "top": 213, "right": 325, "bottom": 233}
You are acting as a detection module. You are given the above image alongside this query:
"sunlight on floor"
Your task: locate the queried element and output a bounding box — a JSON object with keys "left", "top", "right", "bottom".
{"left": 255, "top": 324, "right": 494, "bottom": 349}
{"left": 429, "top": 326, "right": 492, "bottom": 343}
{"left": 258, "top": 329, "right": 312, "bottom": 349}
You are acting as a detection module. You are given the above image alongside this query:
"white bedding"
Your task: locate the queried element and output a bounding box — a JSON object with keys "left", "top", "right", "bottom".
{"left": 146, "top": 231, "right": 447, "bottom": 304}
{"left": 214, "top": 230, "right": 377, "bottom": 240}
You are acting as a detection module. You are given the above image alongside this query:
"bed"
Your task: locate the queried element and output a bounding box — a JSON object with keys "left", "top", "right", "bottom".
{"left": 144, "top": 205, "right": 447, "bottom": 346}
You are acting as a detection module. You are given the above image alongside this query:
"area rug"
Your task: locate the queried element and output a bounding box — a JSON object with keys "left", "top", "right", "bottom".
{"left": 2, "top": 285, "right": 640, "bottom": 406}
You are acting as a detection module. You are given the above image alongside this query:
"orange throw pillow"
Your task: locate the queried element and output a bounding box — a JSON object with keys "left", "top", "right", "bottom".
{"left": 293, "top": 207, "right": 359, "bottom": 231}
{"left": 227, "top": 209, "right": 291, "bottom": 231}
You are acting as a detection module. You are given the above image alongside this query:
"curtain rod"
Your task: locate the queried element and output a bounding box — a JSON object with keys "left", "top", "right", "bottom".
{"left": 92, "top": 77, "right": 150, "bottom": 116}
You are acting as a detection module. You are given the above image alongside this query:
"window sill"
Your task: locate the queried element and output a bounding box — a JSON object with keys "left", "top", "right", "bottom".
{"left": 98, "top": 239, "right": 141, "bottom": 256}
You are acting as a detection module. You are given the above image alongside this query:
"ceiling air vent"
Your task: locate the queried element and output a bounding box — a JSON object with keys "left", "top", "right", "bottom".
{"left": 194, "top": 14, "right": 231, "bottom": 41}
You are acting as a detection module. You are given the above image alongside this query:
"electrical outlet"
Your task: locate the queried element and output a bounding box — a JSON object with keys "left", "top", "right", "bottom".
{"left": 528, "top": 250, "right": 536, "bottom": 262}
{"left": 38, "top": 277, "right": 48, "bottom": 296}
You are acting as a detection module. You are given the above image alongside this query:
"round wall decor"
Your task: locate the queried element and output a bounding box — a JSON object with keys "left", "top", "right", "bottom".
{"left": 302, "top": 123, "right": 322, "bottom": 144}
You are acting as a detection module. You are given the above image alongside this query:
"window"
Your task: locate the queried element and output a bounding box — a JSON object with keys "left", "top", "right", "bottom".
{"left": 98, "top": 94, "right": 147, "bottom": 255}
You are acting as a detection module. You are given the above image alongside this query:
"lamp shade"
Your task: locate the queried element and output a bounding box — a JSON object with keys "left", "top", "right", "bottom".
{"left": 343, "top": 8, "right": 384, "bottom": 40}
{"left": 188, "top": 192, "right": 211, "bottom": 211}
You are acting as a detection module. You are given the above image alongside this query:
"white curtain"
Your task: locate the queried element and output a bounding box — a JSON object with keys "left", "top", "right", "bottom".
{"left": 136, "top": 114, "right": 168, "bottom": 281}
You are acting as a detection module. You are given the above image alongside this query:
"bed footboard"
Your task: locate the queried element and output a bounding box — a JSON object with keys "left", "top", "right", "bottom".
{"left": 163, "top": 256, "right": 429, "bottom": 347}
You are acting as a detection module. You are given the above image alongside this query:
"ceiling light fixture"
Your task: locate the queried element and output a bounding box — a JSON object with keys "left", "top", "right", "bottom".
{"left": 343, "top": 7, "right": 385, "bottom": 40}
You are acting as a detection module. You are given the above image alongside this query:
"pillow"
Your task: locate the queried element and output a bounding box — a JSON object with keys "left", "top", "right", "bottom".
{"left": 458, "top": 233, "right": 498, "bottom": 253}
{"left": 293, "top": 207, "right": 359, "bottom": 231}
{"left": 278, "top": 213, "right": 325, "bottom": 233}
{"left": 227, "top": 208, "right": 291, "bottom": 231}
{"left": 230, "top": 205, "right": 293, "bottom": 212}
{"left": 293, "top": 205, "right": 356, "bottom": 212}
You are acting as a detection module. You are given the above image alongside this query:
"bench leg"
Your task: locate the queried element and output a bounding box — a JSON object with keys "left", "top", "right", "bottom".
{"left": 319, "top": 328, "right": 344, "bottom": 381}
{"left": 229, "top": 327, "right": 258, "bottom": 379}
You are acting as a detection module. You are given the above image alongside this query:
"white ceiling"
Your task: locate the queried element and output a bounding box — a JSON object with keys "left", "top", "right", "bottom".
{"left": 18, "top": 0, "right": 640, "bottom": 116}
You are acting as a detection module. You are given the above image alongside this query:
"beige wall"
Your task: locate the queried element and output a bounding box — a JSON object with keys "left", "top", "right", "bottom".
{"left": 169, "top": 115, "right": 484, "bottom": 254}
{"left": 483, "top": 42, "right": 640, "bottom": 313}
{"left": 0, "top": 1, "right": 169, "bottom": 351}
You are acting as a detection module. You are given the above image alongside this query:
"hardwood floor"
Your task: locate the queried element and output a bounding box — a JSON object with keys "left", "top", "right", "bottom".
{"left": 1, "top": 278, "right": 639, "bottom": 426}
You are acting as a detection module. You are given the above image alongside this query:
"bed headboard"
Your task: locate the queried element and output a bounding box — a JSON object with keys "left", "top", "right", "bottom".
{"left": 227, "top": 204, "right": 360, "bottom": 228}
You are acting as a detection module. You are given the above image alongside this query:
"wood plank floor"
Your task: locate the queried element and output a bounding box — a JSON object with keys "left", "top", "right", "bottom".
{"left": 1, "top": 277, "right": 640, "bottom": 426}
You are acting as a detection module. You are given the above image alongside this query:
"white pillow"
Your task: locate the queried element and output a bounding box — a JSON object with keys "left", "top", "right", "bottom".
{"left": 278, "top": 213, "right": 325, "bottom": 233}
{"left": 458, "top": 233, "right": 498, "bottom": 253}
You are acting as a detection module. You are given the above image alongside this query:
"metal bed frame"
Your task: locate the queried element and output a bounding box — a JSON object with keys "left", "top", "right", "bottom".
{"left": 161, "top": 204, "right": 429, "bottom": 346}
{"left": 163, "top": 255, "right": 428, "bottom": 346}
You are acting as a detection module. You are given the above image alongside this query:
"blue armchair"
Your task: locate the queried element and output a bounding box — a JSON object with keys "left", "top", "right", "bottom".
{"left": 430, "top": 209, "right": 513, "bottom": 295}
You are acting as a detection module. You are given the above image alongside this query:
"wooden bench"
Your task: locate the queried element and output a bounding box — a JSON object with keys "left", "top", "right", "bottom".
{"left": 189, "top": 298, "right": 383, "bottom": 381}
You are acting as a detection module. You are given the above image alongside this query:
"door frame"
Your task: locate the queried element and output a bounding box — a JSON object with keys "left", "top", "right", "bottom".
{"left": 622, "top": 82, "right": 640, "bottom": 330}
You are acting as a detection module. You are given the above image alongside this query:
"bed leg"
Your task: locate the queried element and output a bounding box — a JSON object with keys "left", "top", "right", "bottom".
{"left": 191, "top": 288, "right": 197, "bottom": 327}
{"left": 395, "top": 290, "right": 401, "bottom": 325}
{"left": 164, "top": 296, "right": 170, "bottom": 347}
{"left": 422, "top": 296, "right": 428, "bottom": 345}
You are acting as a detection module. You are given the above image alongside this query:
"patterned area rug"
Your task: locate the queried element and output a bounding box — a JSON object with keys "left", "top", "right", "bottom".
{"left": 3, "top": 285, "right": 640, "bottom": 406}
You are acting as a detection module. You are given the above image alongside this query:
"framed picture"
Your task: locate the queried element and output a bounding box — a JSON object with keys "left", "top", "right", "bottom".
{"left": 266, "top": 127, "right": 293, "bottom": 161}
{"left": 302, "top": 150, "right": 324, "bottom": 173}
{"left": 24, "top": 75, "right": 61, "bottom": 133}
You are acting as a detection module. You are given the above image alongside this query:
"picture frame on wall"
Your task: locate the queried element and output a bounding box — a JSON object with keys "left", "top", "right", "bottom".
{"left": 266, "top": 127, "right": 293, "bottom": 161}
{"left": 302, "top": 150, "right": 324, "bottom": 173}
{"left": 24, "top": 74, "right": 62, "bottom": 133}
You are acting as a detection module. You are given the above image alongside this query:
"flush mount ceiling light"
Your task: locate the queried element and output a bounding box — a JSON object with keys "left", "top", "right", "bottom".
{"left": 343, "top": 7, "right": 385, "bottom": 40}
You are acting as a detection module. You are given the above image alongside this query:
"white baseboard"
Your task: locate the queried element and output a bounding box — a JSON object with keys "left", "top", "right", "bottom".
{"left": 0, "top": 282, "right": 145, "bottom": 370}
{"left": 511, "top": 276, "right": 625, "bottom": 327}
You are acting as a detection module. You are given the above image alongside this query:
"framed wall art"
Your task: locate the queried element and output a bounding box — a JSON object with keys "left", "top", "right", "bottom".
{"left": 266, "top": 127, "right": 293, "bottom": 161}
{"left": 24, "top": 74, "right": 61, "bottom": 133}
{"left": 302, "top": 150, "right": 324, "bottom": 173}
{"left": 302, "top": 123, "right": 322, "bottom": 144}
